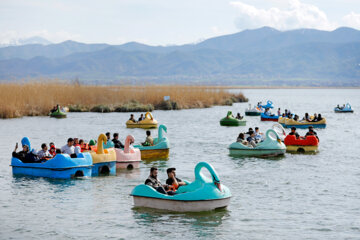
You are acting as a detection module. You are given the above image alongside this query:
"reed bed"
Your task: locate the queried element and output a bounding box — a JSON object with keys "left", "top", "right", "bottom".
{"left": 0, "top": 82, "right": 247, "bottom": 119}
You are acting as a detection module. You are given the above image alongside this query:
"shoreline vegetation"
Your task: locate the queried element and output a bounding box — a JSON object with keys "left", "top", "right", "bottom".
{"left": 0, "top": 82, "right": 248, "bottom": 119}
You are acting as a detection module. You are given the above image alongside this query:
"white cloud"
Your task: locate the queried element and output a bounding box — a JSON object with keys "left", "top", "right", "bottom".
{"left": 342, "top": 12, "right": 360, "bottom": 29}
{"left": 230, "top": 0, "right": 336, "bottom": 31}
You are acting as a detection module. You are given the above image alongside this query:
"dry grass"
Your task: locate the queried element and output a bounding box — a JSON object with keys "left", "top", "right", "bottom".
{"left": 0, "top": 81, "right": 247, "bottom": 118}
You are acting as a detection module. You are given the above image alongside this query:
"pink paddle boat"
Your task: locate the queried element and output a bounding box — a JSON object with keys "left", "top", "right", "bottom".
{"left": 115, "top": 135, "right": 141, "bottom": 170}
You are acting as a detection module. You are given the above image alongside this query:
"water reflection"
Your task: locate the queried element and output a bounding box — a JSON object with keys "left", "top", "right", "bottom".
{"left": 116, "top": 168, "right": 141, "bottom": 179}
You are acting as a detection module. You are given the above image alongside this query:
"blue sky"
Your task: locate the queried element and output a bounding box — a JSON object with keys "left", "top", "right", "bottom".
{"left": 0, "top": 0, "right": 359, "bottom": 45}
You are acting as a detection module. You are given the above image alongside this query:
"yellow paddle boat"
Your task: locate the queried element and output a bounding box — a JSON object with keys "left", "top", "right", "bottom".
{"left": 126, "top": 112, "right": 158, "bottom": 129}
{"left": 90, "top": 133, "right": 117, "bottom": 176}
{"left": 284, "top": 118, "right": 326, "bottom": 129}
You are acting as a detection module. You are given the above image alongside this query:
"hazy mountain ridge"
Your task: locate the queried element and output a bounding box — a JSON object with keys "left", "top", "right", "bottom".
{"left": 1, "top": 27, "right": 360, "bottom": 86}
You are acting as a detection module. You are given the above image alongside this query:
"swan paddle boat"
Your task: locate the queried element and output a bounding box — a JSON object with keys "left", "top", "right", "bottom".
{"left": 260, "top": 100, "right": 274, "bottom": 109}
{"left": 133, "top": 124, "right": 170, "bottom": 160}
{"left": 272, "top": 123, "right": 286, "bottom": 142}
{"left": 115, "top": 135, "right": 141, "bottom": 169}
{"left": 220, "top": 111, "right": 246, "bottom": 126}
{"left": 284, "top": 135, "right": 319, "bottom": 153}
{"left": 334, "top": 103, "right": 354, "bottom": 113}
{"left": 49, "top": 106, "right": 66, "bottom": 118}
{"left": 126, "top": 112, "right": 158, "bottom": 129}
{"left": 11, "top": 137, "right": 92, "bottom": 179}
{"left": 131, "top": 162, "right": 231, "bottom": 212}
{"left": 245, "top": 104, "right": 262, "bottom": 116}
{"left": 89, "top": 134, "right": 116, "bottom": 176}
{"left": 283, "top": 118, "right": 326, "bottom": 129}
{"left": 261, "top": 112, "right": 279, "bottom": 122}
{"left": 229, "top": 129, "right": 286, "bottom": 157}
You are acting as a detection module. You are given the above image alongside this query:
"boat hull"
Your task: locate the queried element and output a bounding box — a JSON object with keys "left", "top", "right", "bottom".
{"left": 286, "top": 145, "right": 318, "bottom": 153}
{"left": 11, "top": 166, "right": 91, "bottom": 179}
{"left": 229, "top": 148, "right": 285, "bottom": 157}
{"left": 245, "top": 111, "right": 261, "bottom": 116}
{"left": 50, "top": 114, "right": 66, "bottom": 118}
{"left": 334, "top": 110, "right": 353, "bottom": 113}
{"left": 261, "top": 117, "right": 279, "bottom": 122}
{"left": 91, "top": 161, "right": 116, "bottom": 176}
{"left": 284, "top": 124, "right": 326, "bottom": 129}
{"left": 133, "top": 196, "right": 230, "bottom": 212}
{"left": 116, "top": 160, "right": 141, "bottom": 169}
{"left": 126, "top": 123, "right": 158, "bottom": 129}
{"left": 219, "top": 120, "right": 246, "bottom": 126}
{"left": 140, "top": 149, "right": 169, "bottom": 159}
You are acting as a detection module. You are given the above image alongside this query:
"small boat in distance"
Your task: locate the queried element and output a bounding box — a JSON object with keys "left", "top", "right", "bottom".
{"left": 126, "top": 112, "right": 158, "bottom": 129}
{"left": 220, "top": 111, "right": 246, "bottom": 126}
{"left": 334, "top": 103, "right": 354, "bottom": 113}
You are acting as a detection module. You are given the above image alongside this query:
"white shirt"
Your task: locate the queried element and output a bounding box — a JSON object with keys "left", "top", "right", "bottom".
{"left": 37, "top": 149, "right": 52, "bottom": 158}
{"left": 61, "top": 145, "right": 75, "bottom": 155}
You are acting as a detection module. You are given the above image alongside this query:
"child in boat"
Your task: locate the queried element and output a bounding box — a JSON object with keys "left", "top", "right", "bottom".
{"left": 37, "top": 143, "right": 52, "bottom": 159}
{"left": 237, "top": 133, "right": 248, "bottom": 145}
{"left": 79, "top": 139, "right": 88, "bottom": 151}
{"left": 138, "top": 114, "right": 145, "bottom": 122}
{"left": 12, "top": 142, "right": 30, "bottom": 162}
{"left": 254, "top": 127, "right": 263, "bottom": 142}
{"left": 129, "top": 114, "right": 136, "bottom": 123}
{"left": 142, "top": 130, "right": 154, "bottom": 146}
{"left": 73, "top": 138, "right": 80, "bottom": 147}
{"left": 112, "top": 133, "right": 124, "bottom": 148}
{"left": 289, "top": 127, "right": 300, "bottom": 139}
{"left": 61, "top": 138, "right": 75, "bottom": 155}
{"left": 145, "top": 167, "right": 174, "bottom": 195}
{"left": 166, "top": 168, "right": 187, "bottom": 191}
{"left": 49, "top": 145, "right": 56, "bottom": 157}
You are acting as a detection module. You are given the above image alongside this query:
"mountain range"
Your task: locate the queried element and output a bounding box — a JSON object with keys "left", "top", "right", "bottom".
{"left": 1, "top": 27, "right": 360, "bottom": 86}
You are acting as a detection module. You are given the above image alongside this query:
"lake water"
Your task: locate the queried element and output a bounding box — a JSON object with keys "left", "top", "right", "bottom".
{"left": 0, "top": 89, "right": 359, "bottom": 239}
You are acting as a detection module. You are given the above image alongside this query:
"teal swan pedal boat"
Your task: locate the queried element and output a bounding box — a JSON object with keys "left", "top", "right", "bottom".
{"left": 49, "top": 106, "right": 67, "bottom": 118}
{"left": 229, "top": 129, "right": 286, "bottom": 157}
{"left": 131, "top": 162, "right": 231, "bottom": 212}
{"left": 334, "top": 103, "right": 354, "bottom": 113}
{"left": 11, "top": 137, "right": 92, "bottom": 179}
{"left": 133, "top": 124, "right": 170, "bottom": 160}
{"left": 220, "top": 111, "right": 246, "bottom": 126}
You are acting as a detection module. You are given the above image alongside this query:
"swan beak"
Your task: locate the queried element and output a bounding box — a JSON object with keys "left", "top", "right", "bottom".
{"left": 215, "top": 181, "right": 222, "bottom": 192}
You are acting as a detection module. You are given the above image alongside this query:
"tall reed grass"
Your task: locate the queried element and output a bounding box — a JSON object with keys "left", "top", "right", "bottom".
{"left": 0, "top": 82, "right": 247, "bottom": 118}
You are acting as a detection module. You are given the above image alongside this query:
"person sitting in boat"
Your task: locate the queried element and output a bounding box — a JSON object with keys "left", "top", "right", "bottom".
{"left": 254, "top": 127, "right": 263, "bottom": 142}
{"left": 79, "top": 139, "right": 88, "bottom": 151}
{"left": 12, "top": 142, "right": 30, "bottom": 162}
{"left": 142, "top": 130, "right": 154, "bottom": 146}
{"left": 49, "top": 145, "right": 57, "bottom": 157}
{"left": 303, "top": 113, "right": 311, "bottom": 122}
{"left": 277, "top": 108, "right": 281, "bottom": 116}
{"left": 129, "top": 114, "right": 136, "bottom": 123}
{"left": 73, "top": 138, "right": 80, "bottom": 147}
{"left": 50, "top": 105, "right": 57, "bottom": 113}
{"left": 138, "top": 114, "right": 145, "bottom": 122}
{"left": 264, "top": 108, "right": 274, "bottom": 117}
{"left": 106, "top": 132, "right": 111, "bottom": 142}
{"left": 24, "top": 149, "right": 42, "bottom": 163}
{"left": 237, "top": 133, "right": 248, "bottom": 145}
{"left": 246, "top": 131, "right": 257, "bottom": 148}
{"left": 289, "top": 127, "right": 300, "bottom": 139}
{"left": 311, "top": 113, "right": 318, "bottom": 122}
{"left": 236, "top": 113, "right": 243, "bottom": 120}
{"left": 61, "top": 138, "right": 75, "bottom": 155}
{"left": 112, "top": 133, "right": 124, "bottom": 148}
{"left": 166, "top": 168, "right": 187, "bottom": 191}
{"left": 305, "top": 126, "right": 319, "bottom": 142}
{"left": 37, "top": 143, "right": 52, "bottom": 159}
{"left": 337, "top": 104, "right": 340, "bottom": 109}
{"left": 145, "top": 167, "right": 175, "bottom": 195}
{"left": 293, "top": 115, "right": 299, "bottom": 121}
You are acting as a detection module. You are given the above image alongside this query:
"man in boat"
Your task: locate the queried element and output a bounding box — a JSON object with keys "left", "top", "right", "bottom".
{"left": 236, "top": 113, "right": 243, "bottom": 120}
{"left": 112, "top": 133, "right": 124, "bottom": 148}
{"left": 289, "top": 127, "right": 300, "bottom": 139}
{"left": 145, "top": 167, "right": 175, "bottom": 195}
{"left": 246, "top": 131, "right": 257, "bottom": 148}
{"left": 305, "top": 126, "right": 319, "bottom": 142}
{"left": 61, "top": 138, "right": 75, "bottom": 155}
{"left": 138, "top": 114, "right": 145, "bottom": 122}
{"left": 166, "top": 168, "right": 187, "bottom": 190}
{"left": 37, "top": 143, "right": 52, "bottom": 159}
{"left": 12, "top": 142, "right": 30, "bottom": 162}
{"left": 129, "top": 114, "right": 136, "bottom": 123}
{"left": 142, "top": 130, "right": 154, "bottom": 146}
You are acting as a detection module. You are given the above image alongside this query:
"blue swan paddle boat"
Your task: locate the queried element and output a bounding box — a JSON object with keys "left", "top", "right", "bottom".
{"left": 260, "top": 112, "right": 279, "bottom": 121}
{"left": 229, "top": 129, "right": 286, "bottom": 157}
{"left": 260, "top": 100, "right": 274, "bottom": 109}
{"left": 11, "top": 137, "right": 92, "bottom": 179}
{"left": 131, "top": 162, "right": 231, "bottom": 212}
{"left": 133, "top": 124, "right": 170, "bottom": 159}
{"left": 334, "top": 103, "right": 354, "bottom": 113}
